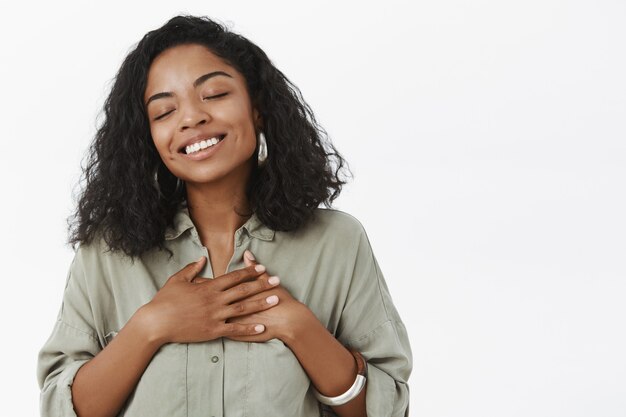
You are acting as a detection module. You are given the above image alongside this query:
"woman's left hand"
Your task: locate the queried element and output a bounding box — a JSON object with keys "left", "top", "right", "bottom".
{"left": 222, "top": 250, "right": 314, "bottom": 343}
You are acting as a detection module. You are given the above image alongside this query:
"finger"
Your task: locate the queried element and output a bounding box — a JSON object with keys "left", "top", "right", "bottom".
{"left": 219, "top": 322, "right": 266, "bottom": 338}
{"left": 243, "top": 250, "right": 257, "bottom": 267}
{"left": 225, "top": 335, "right": 256, "bottom": 342}
{"left": 225, "top": 334, "right": 269, "bottom": 342}
{"left": 243, "top": 250, "right": 271, "bottom": 281}
{"left": 171, "top": 256, "right": 206, "bottom": 283}
{"left": 211, "top": 264, "right": 266, "bottom": 291}
{"left": 191, "top": 276, "right": 211, "bottom": 284}
{"left": 222, "top": 274, "right": 280, "bottom": 304}
{"left": 243, "top": 251, "right": 274, "bottom": 283}
{"left": 222, "top": 294, "right": 280, "bottom": 320}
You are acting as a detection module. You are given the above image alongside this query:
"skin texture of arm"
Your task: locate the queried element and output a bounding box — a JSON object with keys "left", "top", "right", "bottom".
{"left": 283, "top": 311, "right": 368, "bottom": 417}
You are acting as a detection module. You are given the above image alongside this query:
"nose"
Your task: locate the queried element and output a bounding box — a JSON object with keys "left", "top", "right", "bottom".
{"left": 178, "top": 100, "right": 211, "bottom": 131}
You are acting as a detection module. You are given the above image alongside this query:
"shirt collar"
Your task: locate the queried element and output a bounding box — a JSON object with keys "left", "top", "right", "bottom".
{"left": 164, "top": 203, "right": 275, "bottom": 241}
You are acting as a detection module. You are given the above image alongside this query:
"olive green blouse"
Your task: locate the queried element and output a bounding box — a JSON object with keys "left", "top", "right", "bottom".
{"left": 37, "top": 204, "right": 412, "bottom": 416}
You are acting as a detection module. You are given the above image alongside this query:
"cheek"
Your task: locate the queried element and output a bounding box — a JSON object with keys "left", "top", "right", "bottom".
{"left": 221, "top": 102, "right": 257, "bottom": 144}
{"left": 150, "top": 127, "right": 175, "bottom": 158}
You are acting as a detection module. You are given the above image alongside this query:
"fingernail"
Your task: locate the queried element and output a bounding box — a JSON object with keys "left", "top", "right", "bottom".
{"left": 197, "top": 256, "right": 204, "bottom": 263}
{"left": 268, "top": 276, "right": 280, "bottom": 285}
{"left": 255, "top": 324, "right": 265, "bottom": 333}
{"left": 255, "top": 264, "right": 266, "bottom": 273}
{"left": 244, "top": 250, "right": 256, "bottom": 261}
{"left": 266, "top": 295, "right": 279, "bottom": 304}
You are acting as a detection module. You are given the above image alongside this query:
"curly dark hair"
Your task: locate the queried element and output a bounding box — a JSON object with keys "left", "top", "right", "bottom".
{"left": 67, "top": 15, "right": 351, "bottom": 261}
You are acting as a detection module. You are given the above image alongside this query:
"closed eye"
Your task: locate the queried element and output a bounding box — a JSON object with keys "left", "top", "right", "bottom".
{"left": 153, "top": 93, "right": 229, "bottom": 121}
{"left": 154, "top": 110, "right": 174, "bottom": 121}
{"left": 203, "top": 92, "right": 229, "bottom": 100}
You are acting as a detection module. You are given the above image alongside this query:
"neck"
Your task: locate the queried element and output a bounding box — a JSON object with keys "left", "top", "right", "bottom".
{"left": 184, "top": 165, "right": 253, "bottom": 240}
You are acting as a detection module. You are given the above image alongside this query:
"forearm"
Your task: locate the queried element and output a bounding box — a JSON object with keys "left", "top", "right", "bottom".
{"left": 71, "top": 306, "right": 162, "bottom": 417}
{"left": 283, "top": 309, "right": 367, "bottom": 417}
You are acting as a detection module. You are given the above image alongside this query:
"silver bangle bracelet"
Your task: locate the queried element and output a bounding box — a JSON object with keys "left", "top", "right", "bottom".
{"left": 312, "top": 374, "right": 367, "bottom": 406}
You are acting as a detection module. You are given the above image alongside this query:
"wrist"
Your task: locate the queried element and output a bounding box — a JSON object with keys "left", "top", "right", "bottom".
{"left": 132, "top": 303, "right": 167, "bottom": 350}
{"left": 282, "top": 303, "right": 322, "bottom": 348}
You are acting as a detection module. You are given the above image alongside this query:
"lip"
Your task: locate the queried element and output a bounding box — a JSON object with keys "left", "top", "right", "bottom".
{"left": 180, "top": 135, "right": 226, "bottom": 161}
{"left": 178, "top": 132, "right": 227, "bottom": 154}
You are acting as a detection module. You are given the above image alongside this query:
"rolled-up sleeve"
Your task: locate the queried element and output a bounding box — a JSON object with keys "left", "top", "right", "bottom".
{"left": 348, "top": 320, "right": 411, "bottom": 417}
{"left": 333, "top": 221, "right": 412, "bottom": 417}
{"left": 37, "top": 247, "right": 101, "bottom": 417}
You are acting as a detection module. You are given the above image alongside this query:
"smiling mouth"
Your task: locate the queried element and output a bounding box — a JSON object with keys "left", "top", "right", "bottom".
{"left": 179, "top": 134, "right": 226, "bottom": 155}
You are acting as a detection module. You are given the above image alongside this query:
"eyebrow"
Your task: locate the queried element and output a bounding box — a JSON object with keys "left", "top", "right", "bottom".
{"left": 145, "top": 71, "right": 233, "bottom": 107}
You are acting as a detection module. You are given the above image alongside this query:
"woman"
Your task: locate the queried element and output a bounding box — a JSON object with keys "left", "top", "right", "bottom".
{"left": 37, "top": 15, "right": 412, "bottom": 417}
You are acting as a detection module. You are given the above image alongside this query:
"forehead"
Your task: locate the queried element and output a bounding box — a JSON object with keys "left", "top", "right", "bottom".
{"left": 145, "top": 44, "right": 239, "bottom": 97}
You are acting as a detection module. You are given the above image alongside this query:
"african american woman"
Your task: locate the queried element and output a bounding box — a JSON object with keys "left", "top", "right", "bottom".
{"left": 37, "top": 15, "right": 412, "bottom": 417}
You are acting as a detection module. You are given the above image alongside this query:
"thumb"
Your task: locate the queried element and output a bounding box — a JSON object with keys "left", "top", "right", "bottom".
{"left": 175, "top": 256, "right": 207, "bottom": 283}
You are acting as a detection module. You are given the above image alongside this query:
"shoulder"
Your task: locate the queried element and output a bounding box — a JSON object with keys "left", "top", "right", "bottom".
{"left": 310, "top": 208, "right": 367, "bottom": 234}
{"left": 289, "top": 208, "right": 369, "bottom": 247}
{"left": 70, "top": 234, "right": 137, "bottom": 279}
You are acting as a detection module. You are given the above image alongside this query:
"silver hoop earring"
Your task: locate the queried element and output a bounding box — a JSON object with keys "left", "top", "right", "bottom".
{"left": 154, "top": 168, "right": 184, "bottom": 198}
{"left": 257, "top": 131, "right": 268, "bottom": 166}
{"left": 153, "top": 170, "right": 161, "bottom": 194}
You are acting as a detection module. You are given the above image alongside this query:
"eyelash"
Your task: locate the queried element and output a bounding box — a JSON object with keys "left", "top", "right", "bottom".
{"left": 153, "top": 92, "right": 229, "bottom": 121}
{"left": 203, "top": 92, "right": 228, "bottom": 101}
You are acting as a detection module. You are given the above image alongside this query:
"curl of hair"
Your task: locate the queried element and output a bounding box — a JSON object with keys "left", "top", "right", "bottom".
{"left": 67, "top": 15, "right": 351, "bottom": 261}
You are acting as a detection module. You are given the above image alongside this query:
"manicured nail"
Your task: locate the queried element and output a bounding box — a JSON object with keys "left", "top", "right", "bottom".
{"left": 268, "top": 276, "right": 280, "bottom": 286}
{"left": 244, "top": 250, "right": 255, "bottom": 261}
{"left": 255, "top": 264, "right": 266, "bottom": 273}
{"left": 197, "top": 256, "right": 204, "bottom": 263}
{"left": 266, "top": 295, "right": 279, "bottom": 304}
{"left": 255, "top": 324, "right": 265, "bottom": 333}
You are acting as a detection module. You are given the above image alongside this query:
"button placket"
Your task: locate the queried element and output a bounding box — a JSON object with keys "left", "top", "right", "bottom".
{"left": 208, "top": 341, "right": 225, "bottom": 417}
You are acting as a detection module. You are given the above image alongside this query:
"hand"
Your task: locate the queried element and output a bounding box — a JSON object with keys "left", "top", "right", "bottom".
{"left": 137, "top": 256, "right": 281, "bottom": 346}
{"left": 222, "top": 250, "right": 315, "bottom": 343}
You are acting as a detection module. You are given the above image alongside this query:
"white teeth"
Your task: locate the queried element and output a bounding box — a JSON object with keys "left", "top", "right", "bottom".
{"left": 185, "top": 136, "right": 222, "bottom": 154}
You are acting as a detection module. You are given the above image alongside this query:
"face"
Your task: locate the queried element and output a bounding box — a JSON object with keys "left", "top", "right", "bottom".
{"left": 144, "top": 43, "right": 261, "bottom": 187}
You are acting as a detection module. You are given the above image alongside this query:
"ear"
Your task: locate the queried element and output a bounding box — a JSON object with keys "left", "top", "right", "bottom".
{"left": 253, "top": 108, "right": 263, "bottom": 130}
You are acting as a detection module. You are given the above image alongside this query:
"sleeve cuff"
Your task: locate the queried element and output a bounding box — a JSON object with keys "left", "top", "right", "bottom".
{"left": 365, "top": 362, "right": 411, "bottom": 417}
{"left": 364, "top": 362, "right": 395, "bottom": 416}
{"left": 40, "top": 359, "right": 90, "bottom": 417}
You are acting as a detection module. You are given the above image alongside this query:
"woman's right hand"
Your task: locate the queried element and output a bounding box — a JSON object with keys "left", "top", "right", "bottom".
{"left": 137, "top": 256, "right": 280, "bottom": 346}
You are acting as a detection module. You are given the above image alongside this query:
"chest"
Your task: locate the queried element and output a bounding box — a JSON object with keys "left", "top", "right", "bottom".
{"left": 200, "top": 235, "right": 236, "bottom": 277}
{"left": 204, "top": 244, "right": 233, "bottom": 277}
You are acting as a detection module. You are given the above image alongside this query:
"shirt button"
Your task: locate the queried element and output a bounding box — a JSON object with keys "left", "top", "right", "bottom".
{"left": 211, "top": 355, "right": 219, "bottom": 363}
